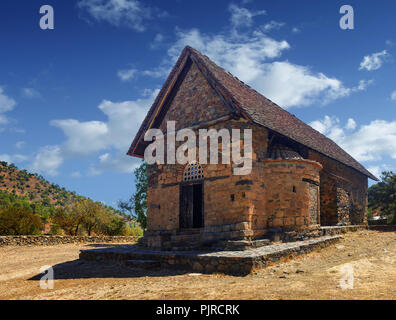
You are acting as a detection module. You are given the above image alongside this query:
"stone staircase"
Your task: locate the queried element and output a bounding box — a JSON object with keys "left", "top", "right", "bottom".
{"left": 161, "top": 229, "right": 273, "bottom": 252}
{"left": 162, "top": 229, "right": 205, "bottom": 251}
{"left": 125, "top": 259, "right": 161, "bottom": 269}
{"left": 79, "top": 235, "right": 343, "bottom": 275}
{"left": 218, "top": 238, "right": 271, "bottom": 251}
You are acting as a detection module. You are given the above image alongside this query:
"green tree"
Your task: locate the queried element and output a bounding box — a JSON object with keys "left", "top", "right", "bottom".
{"left": 368, "top": 171, "right": 396, "bottom": 224}
{"left": 0, "top": 206, "right": 43, "bottom": 235}
{"left": 77, "top": 199, "right": 106, "bottom": 236}
{"left": 100, "top": 215, "right": 127, "bottom": 236}
{"left": 118, "top": 161, "right": 147, "bottom": 229}
{"left": 53, "top": 204, "right": 85, "bottom": 235}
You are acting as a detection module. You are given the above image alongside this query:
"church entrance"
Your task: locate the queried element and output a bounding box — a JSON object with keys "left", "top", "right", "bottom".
{"left": 180, "top": 183, "right": 203, "bottom": 229}
{"left": 179, "top": 162, "right": 204, "bottom": 230}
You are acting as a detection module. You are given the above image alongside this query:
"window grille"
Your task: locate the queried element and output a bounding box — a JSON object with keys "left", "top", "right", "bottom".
{"left": 183, "top": 161, "right": 204, "bottom": 182}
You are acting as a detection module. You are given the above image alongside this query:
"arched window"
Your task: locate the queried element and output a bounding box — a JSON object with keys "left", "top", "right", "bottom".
{"left": 183, "top": 161, "right": 204, "bottom": 182}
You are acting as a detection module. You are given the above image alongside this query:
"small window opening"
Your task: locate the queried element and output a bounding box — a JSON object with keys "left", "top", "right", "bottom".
{"left": 183, "top": 161, "right": 204, "bottom": 182}
{"left": 231, "top": 194, "right": 235, "bottom": 202}
{"left": 242, "top": 192, "right": 246, "bottom": 198}
{"left": 292, "top": 186, "right": 296, "bottom": 193}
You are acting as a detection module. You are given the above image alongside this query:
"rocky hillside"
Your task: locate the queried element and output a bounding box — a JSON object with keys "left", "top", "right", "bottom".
{"left": 0, "top": 161, "right": 121, "bottom": 215}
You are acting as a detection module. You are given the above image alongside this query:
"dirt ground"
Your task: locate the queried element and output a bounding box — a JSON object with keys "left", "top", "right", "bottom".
{"left": 0, "top": 230, "right": 395, "bottom": 300}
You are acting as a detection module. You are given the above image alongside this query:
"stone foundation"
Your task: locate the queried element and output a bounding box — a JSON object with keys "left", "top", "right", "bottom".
{"left": 80, "top": 235, "right": 342, "bottom": 276}
{"left": 142, "top": 221, "right": 258, "bottom": 250}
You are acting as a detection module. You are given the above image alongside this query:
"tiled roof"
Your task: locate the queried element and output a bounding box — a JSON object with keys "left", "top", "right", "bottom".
{"left": 128, "top": 46, "right": 378, "bottom": 181}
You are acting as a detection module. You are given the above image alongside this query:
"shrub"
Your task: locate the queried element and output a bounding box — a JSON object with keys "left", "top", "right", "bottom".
{"left": 0, "top": 206, "right": 43, "bottom": 235}
{"left": 49, "top": 223, "right": 63, "bottom": 235}
{"left": 124, "top": 224, "right": 143, "bottom": 237}
{"left": 97, "top": 214, "right": 125, "bottom": 236}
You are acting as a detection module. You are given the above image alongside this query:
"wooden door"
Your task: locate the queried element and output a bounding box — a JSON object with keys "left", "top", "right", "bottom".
{"left": 180, "top": 185, "right": 194, "bottom": 229}
{"left": 180, "top": 183, "right": 203, "bottom": 229}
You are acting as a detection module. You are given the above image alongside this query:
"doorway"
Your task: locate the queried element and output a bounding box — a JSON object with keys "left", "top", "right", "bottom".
{"left": 180, "top": 183, "right": 204, "bottom": 229}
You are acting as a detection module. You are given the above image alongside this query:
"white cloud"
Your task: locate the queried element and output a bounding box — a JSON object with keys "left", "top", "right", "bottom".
{"left": 345, "top": 118, "right": 357, "bottom": 130}
{"left": 43, "top": 90, "right": 159, "bottom": 176}
{"left": 0, "top": 154, "right": 28, "bottom": 164}
{"left": 117, "top": 68, "right": 137, "bottom": 81}
{"left": 367, "top": 165, "right": 390, "bottom": 179}
{"left": 21, "top": 88, "right": 40, "bottom": 99}
{"left": 0, "top": 88, "right": 16, "bottom": 125}
{"left": 142, "top": 67, "right": 169, "bottom": 78}
{"left": 359, "top": 50, "right": 389, "bottom": 71}
{"left": 31, "top": 146, "right": 63, "bottom": 176}
{"left": 391, "top": 91, "right": 396, "bottom": 101}
{"left": 150, "top": 33, "right": 165, "bottom": 49}
{"left": 91, "top": 151, "right": 140, "bottom": 175}
{"left": 167, "top": 28, "right": 370, "bottom": 108}
{"left": 292, "top": 27, "right": 300, "bottom": 34}
{"left": 310, "top": 115, "right": 339, "bottom": 134}
{"left": 228, "top": 4, "right": 266, "bottom": 28}
{"left": 261, "top": 21, "right": 285, "bottom": 32}
{"left": 77, "top": 0, "right": 165, "bottom": 32}
{"left": 15, "top": 141, "right": 25, "bottom": 149}
{"left": 50, "top": 119, "right": 109, "bottom": 156}
{"left": 169, "top": 28, "right": 290, "bottom": 80}
{"left": 310, "top": 116, "right": 396, "bottom": 163}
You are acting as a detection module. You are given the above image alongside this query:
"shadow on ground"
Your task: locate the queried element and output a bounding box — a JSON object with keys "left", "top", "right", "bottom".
{"left": 28, "top": 259, "right": 192, "bottom": 281}
{"left": 28, "top": 244, "right": 208, "bottom": 281}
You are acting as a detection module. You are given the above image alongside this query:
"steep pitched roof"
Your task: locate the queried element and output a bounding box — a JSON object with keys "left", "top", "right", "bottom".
{"left": 128, "top": 46, "right": 378, "bottom": 181}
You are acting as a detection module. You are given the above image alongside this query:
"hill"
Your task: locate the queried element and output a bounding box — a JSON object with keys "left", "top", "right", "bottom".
{"left": 1, "top": 161, "right": 84, "bottom": 207}
{"left": 0, "top": 161, "right": 141, "bottom": 236}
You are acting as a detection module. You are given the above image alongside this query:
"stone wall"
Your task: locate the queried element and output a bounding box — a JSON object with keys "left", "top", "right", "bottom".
{"left": 307, "top": 150, "right": 368, "bottom": 226}
{"left": 147, "top": 119, "right": 257, "bottom": 233}
{"left": 251, "top": 159, "right": 322, "bottom": 232}
{"left": 159, "top": 61, "right": 230, "bottom": 132}
{"left": 0, "top": 235, "right": 139, "bottom": 247}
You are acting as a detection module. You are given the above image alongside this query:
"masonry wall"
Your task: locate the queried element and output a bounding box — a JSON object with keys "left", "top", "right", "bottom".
{"left": 146, "top": 58, "right": 268, "bottom": 234}
{"left": 250, "top": 159, "right": 321, "bottom": 232}
{"left": 307, "top": 150, "right": 368, "bottom": 226}
{"left": 159, "top": 61, "right": 230, "bottom": 132}
{"left": 146, "top": 119, "right": 257, "bottom": 233}
{"left": 0, "top": 236, "right": 138, "bottom": 247}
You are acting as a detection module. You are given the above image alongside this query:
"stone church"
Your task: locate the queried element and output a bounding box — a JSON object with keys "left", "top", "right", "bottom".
{"left": 127, "top": 46, "right": 377, "bottom": 250}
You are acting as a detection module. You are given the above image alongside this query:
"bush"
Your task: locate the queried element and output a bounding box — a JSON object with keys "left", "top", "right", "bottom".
{"left": 124, "top": 224, "right": 143, "bottom": 237}
{"left": 0, "top": 206, "right": 43, "bottom": 235}
{"left": 100, "top": 215, "right": 127, "bottom": 236}
{"left": 49, "top": 223, "right": 63, "bottom": 235}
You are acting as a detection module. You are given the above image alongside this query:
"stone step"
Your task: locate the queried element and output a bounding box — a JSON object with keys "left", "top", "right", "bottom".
{"left": 220, "top": 238, "right": 271, "bottom": 251}
{"left": 171, "top": 233, "right": 201, "bottom": 240}
{"left": 125, "top": 259, "right": 160, "bottom": 269}
{"left": 170, "top": 246, "right": 199, "bottom": 252}
{"left": 80, "top": 235, "right": 343, "bottom": 276}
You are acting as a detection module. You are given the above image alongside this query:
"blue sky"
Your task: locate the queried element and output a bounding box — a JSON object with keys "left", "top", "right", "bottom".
{"left": 1, "top": 0, "right": 396, "bottom": 207}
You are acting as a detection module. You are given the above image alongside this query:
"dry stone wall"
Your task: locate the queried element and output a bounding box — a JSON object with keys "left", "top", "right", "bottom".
{"left": 0, "top": 235, "right": 139, "bottom": 247}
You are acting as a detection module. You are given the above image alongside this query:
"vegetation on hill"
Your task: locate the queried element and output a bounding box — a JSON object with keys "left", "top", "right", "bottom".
{"left": 118, "top": 161, "right": 148, "bottom": 229}
{"left": 368, "top": 171, "right": 396, "bottom": 224}
{"left": 0, "top": 161, "right": 143, "bottom": 236}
